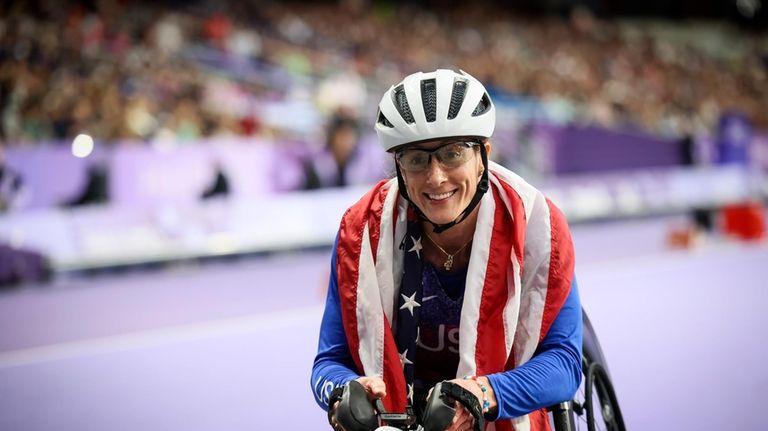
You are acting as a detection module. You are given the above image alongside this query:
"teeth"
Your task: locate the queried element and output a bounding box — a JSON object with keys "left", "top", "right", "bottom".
{"left": 427, "top": 191, "right": 454, "bottom": 201}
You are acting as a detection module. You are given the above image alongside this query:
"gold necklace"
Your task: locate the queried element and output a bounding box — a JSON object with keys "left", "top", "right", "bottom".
{"left": 424, "top": 233, "right": 473, "bottom": 271}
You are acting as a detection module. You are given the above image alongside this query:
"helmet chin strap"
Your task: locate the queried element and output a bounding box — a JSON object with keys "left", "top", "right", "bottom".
{"left": 395, "top": 144, "right": 490, "bottom": 234}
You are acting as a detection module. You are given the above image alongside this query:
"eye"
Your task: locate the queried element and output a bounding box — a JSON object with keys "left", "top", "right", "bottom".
{"left": 440, "top": 144, "right": 465, "bottom": 161}
{"left": 400, "top": 151, "right": 427, "bottom": 169}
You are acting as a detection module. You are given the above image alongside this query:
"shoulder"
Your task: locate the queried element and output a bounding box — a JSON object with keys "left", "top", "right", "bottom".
{"left": 489, "top": 162, "right": 573, "bottom": 258}
{"left": 489, "top": 162, "right": 568, "bottom": 228}
{"left": 339, "top": 178, "right": 397, "bottom": 235}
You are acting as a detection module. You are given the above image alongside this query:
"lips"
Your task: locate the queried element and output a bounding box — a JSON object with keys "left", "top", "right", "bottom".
{"left": 425, "top": 190, "right": 456, "bottom": 201}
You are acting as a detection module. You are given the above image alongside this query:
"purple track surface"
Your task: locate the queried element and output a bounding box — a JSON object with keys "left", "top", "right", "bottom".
{"left": 1, "top": 217, "right": 766, "bottom": 430}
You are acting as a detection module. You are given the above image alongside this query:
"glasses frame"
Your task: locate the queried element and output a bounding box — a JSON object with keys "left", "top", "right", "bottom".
{"left": 395, "top": 140, "right": 481, "bottom": 173}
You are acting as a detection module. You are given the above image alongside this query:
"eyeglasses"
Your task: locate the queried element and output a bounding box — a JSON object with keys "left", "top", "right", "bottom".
{"left": 396, "top": 141, "right": 480, "bottom": 173}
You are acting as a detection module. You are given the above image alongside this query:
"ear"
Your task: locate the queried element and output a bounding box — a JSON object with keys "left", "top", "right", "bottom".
{"left": 483, "top": 140, "right": 493, "bottom": 156}
{"left": 481, "top": 140, "right": 492, "bottom": 174}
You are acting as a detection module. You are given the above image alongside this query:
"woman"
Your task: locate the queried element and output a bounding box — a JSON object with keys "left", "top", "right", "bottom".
{"left": 311, "top": 69, "right": 582, "bottom": 431}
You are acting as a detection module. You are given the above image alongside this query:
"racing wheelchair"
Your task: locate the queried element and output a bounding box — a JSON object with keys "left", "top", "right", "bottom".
{"left": 330, "top": 309, "right": 625, "bottom": 431}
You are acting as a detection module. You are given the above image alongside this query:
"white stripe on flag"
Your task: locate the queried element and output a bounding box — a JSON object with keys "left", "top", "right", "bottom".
{"left": 514, "top": 193, "right": 552, "bottom": 365}
{"left": 512, "top": 415, "right": 531, "bottom": 431}
{"left": 357, "top": 223, "right": 385, "bottom": 377}
{"left": 489, "top": 161, "right": 537, "bottom": 220}
{"left": 456, "top": 189, "right": 496, "bottom": 379}
{"left": 377, "top": 180, "right": 399, "bottom": 322}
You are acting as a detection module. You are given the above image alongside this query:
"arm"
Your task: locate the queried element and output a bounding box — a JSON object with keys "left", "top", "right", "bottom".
{"left": 485, "top": 277, "right": 583, "bottom": 419}
{"left": 311, "top": 241, "right": 360, "bottom": 410}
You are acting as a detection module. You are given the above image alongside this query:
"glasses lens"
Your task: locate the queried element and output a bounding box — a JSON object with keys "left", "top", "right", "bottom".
{"left": 435, "top": 142, "right": 474, "bottom": 168}
{"left": 398, "top": 150, "right": 430, "bottom": 172}
{"left": 397, "top": 141, "right": 478, "bottom": 172}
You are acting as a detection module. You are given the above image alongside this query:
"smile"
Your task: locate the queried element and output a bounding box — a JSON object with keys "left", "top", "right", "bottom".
{"left": 425, "top": 190, "right": 456, "bottom": 201}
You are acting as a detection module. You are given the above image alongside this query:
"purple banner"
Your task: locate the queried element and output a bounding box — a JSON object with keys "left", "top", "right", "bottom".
{"left": 539, "top": 124, "right": 684, "bottom": 175}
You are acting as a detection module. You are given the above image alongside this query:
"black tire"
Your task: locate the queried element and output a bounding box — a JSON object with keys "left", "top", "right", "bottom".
{"left": 551, "top": 310, "right": 626, "bottom": 431}
{"left": 573, "top": 310, "right": 626, "bottom": 431}
{"left": 576, "top": 359, "right": 625, "bottom": 431}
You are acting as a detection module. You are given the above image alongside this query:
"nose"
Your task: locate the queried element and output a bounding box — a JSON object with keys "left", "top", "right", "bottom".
{"left": 424, "top": 156, "right": 447, "bottom": 186}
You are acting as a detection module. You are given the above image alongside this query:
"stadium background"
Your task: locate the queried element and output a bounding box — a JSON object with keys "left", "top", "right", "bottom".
{"left": 0, "top": 0, "right": 767, "bottom": 429}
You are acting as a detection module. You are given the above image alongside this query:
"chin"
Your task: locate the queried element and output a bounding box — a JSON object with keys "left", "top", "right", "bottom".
{"left": 421, "top": 208, "right": 460, "bottom": 225}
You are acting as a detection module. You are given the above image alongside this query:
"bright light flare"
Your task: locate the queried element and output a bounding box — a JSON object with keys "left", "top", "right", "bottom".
{"left": 72, "top": 134, "right": 94, "bottom": 158}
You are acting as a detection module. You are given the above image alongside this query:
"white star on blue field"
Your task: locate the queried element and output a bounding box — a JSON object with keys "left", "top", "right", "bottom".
{"left": 399, "top": 348, "right": 414, "bottom": 367}
{"left": 400, "top": 292, "right": 421, "bottom": 315}
{"left": 408, "top": 235, "right": 422, "bottom": 258}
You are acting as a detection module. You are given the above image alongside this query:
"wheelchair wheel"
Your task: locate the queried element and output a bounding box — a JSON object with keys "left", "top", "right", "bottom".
{"left": 570, "top": 357, "right": 625, "bottom": 431}
{"left": 570, "top": 309, "right": 626, "bottom": 431}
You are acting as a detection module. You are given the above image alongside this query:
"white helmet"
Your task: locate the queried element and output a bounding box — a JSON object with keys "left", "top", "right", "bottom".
{"left": 374, "top": 69, "right": 495, "bottom": 152}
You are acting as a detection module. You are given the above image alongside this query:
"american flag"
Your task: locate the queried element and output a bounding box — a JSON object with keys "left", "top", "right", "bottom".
{"left": 335, "top": 162, "right": 574, "bottom": 431}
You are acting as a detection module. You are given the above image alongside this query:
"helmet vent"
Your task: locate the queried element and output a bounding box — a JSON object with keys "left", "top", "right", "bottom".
{"left": 377, "top": 109, "right": 394, "bottom": 128}
{"left": 447, "top": 79, "right": 467, "bottom": 120}
{"left": 421, "top": 79, "right": 437, "bottom": 123}
{"left": 472, "top": 92, "right": 492, "bottom": 117}
{"left": 393, "top": 85, "right": 415, "bottom": 124}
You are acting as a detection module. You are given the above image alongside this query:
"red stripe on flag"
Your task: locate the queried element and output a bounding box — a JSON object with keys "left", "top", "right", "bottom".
{"left": 381, "top": 315, "right": 408, "bottom": 412}
{"left": 539, "top": 199, "right": 574, "bottom": 342}
{"left": 530, "top": 407, "right": 553, "bottom": 431}
{"left": 336, "top": 209, "right": 364, "bottom": 373}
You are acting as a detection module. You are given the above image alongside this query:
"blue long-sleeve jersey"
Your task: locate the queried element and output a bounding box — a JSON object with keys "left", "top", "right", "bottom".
{"left": 311, "top": 243, "right": 583, "bottom": 420}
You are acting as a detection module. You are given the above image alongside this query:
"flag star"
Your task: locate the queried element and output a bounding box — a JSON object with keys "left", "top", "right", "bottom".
{"left": 399, "top": 349, "right": 413, "bottom": 367}
{"left": 400, "top": 292, "right": 421, "bottom": 316}
{"left": 408, "top": 235, "right": 422, "bottom": 258}
{"left": 407, "top": 383, "right": 414, "bottom": 402}
{"left": 415, "top": 327, "right": 421, "bottom": 344}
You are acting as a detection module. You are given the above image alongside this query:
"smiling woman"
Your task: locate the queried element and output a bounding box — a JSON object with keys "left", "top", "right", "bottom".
{"left": 312, "top": 69, "right": 583, "bottom": 431}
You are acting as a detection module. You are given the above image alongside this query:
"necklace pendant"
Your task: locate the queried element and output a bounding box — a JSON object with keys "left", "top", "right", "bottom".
{"left": 444, "top": 255, "right": 453, "bottom": 271}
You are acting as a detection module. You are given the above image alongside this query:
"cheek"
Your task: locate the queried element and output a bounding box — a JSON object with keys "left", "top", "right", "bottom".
{"left": 402, "top": 174, "right": 418, "bottom": 195}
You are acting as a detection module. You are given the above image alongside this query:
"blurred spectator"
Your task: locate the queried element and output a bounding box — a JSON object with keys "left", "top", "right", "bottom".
{"left": 0, "top": 143, "right": 27, "bottom": 211}
{"left": 201, "top": 163, "right": 230, "bottom": 199}
{"left": 302, "top": 111, "right": 386, "bottom": 189}
{"left": 679, "top": 134, "right": 715, "bottom": 233}
{"left": 0, "top": 0, "right": 764, "bottom": 147}
{"left": 0, "top": 243, "right": 51, "bottom": 289}
{"left": 63, "top": 164, "right": 109, "bottom": 207}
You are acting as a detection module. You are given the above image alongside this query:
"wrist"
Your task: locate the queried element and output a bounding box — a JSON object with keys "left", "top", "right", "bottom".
{"left": 476, "top": 376, "right": 498, "bottom": 418}
{"left": 465, "top": 375, "right": 495, "bottom": 415}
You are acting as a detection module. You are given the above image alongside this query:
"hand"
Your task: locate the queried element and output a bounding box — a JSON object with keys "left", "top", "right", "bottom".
{"left": 444, "top": 401, "right": 474, "bottom": 431}
{"left": 440, "top": 377, "right": 497, "bottom": 431}
{"left": 355, "top": 375, "right": 387, "bottom": 400}
{"left": 329, "top": 377, "right": 387, "bottom": 431}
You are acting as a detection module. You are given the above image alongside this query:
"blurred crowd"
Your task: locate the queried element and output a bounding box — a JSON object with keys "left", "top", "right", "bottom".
{"left": 0, "top": 0, "right": 766, "bottom": 146}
